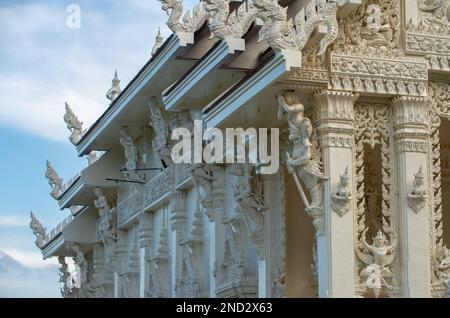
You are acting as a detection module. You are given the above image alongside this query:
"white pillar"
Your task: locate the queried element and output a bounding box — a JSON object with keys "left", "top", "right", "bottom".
{"left": 169, "top": 191, "right": 187, "bottom": 297}
{"left": 138, "top": 212, "right": 152, "bottom": 298}
{"left": 393, "top": 96, "right": 432, "bottom": 297}
{"left": 315, "top": 90, "right": 359, "bottom": 298}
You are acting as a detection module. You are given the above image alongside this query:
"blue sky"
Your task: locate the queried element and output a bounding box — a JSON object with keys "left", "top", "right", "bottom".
{"left": 0, "top": 0, "right": 196, "bottom": 297}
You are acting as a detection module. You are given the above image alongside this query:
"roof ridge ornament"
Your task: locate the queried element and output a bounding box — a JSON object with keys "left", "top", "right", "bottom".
{"left": 45, "top": 160, "right": 63, "bottom": 200}
{"left": 30, "top": 211, "right": 47, "bottom": 249}
{"left": 254, "top": 0, "right": 352, "bottom": 55}
{"left": 63, "top": 102, "right": 83, "bottom": 145}
{"left": 204, "top": 0, "right": 259, "bottom": 40}
{"left": 106, "top": 69, "right": 122, "bottom": 104}
{"left": 152, "top": 27, "right": 165, "bottom": 56}
{"left": 159, "top": 0, "right": 209, "bottom": 33}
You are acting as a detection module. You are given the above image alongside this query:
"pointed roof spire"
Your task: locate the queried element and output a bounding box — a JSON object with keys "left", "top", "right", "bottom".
{"left": 106, "top": 69, "right": 122, "bottom": 103}
{"left": 152, "top": 27, "right": 165, "bottom": 56}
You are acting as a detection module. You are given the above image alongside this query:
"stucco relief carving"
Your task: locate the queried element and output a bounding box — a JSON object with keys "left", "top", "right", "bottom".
{"left": 144, "top": 165, "right": 175, "bottom": 209}
{"left": 63, "top": 102, "right": 83, "bottom": 145}
{"left": 254, "top": 0, "right": 341, "bottom": 55}
{"left": 278, "top": 91, "right": 327, "bottom": 236}
{"left": 407, "top": 166, "right": 428, "bottom": 214}
{"left": 428, "top": 81, "right": 450, "bottom": 296}
{"left": 30, "top": 212, "right": 47, "bottom": 249}
{"left": 159, "top": 0, "right": 209, "bottom": 33}
{"left": 149, "top": 97, "right": 172, "bottom": 167}
{"left": 334, "top": 0, "right": 400, "bottom": 55}
{"left": 45, "top": 160, "right": 63, "bottom": 200}
{"left": 354, "top": 103, "right": 394, "bottom": 294}
{"left": 147, "top": 220, "right": 170, "bottom": 298}
{"left": 417, "top": 0, "right": 450, "bottom": 29}
{"left": 190, "top": 163, "right": 215, "bottom": 219}
{"left": 58, "top": 256, "right": 75, "bottom": 298}
{"left": 405, "top": 1, "right": 450, "bottom": 71}
{"left": 433, "top": 245, "right": 450, "bottom": 290}
{"left": 72, "top": 243, "right": 88, "bottom": 287}
{"left": 329, "top": 55, "right": 428, "bottom": 96}
{"left": 229, "top": 163, "right": 266, "bottom": 258}
{"left": 331, "top": 166, "right": 353, "bottom": 217}
{"left": 119, "top": 126, "right": 143, "bottom": 182}
{"left": 204, "top": 0, "right": 258, "bottom": 40}
{"left": 94, "top": 188, "right": 117, "bottom": 262}
{"left": 356, "top": 228, "right": 397, "bottom": 298}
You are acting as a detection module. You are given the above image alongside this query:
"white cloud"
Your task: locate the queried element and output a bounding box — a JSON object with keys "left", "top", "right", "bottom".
{"left": 0, "top": 1, "right": 170, "bottom": 143}
{"left": 0, "top": 248, "right": 58, "bottom": 269}
{"left": 0, "top": 215, "right": 29, "bottom": 227}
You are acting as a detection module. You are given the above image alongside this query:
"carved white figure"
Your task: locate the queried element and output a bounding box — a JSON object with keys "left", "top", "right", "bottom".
{"left": 277, "top": 91, "right": 327, "bottom": 233}
{"left": 360, "top": 4, "right": 394, "bottom": 50}
{"left": 254, "top": 0, "right": 340, "bottom": 55}
{"left": 229, "top": 163, "right": 266, "bottom": 257}
{"left": 418, "top": 0, "right": 450, "bottom": 27}
{"left": 58, "top": 256, "right": 73, "bottom": 297}
{"left": 72, "top": 243, "right": 88, "bottom": 288}
{"left": 190, "top": 163, "right": 214, "bottom": 205}
{"left": 434, "top": 245, "right": 450, "bottom": 289}
{"left": 331, "top": 166, "right": 353, "bottom": 217}
{"left": 407, "top": 166, "right": 428, "bottom": 214}
{"left": 30, "top": 212, "right": 47, "bottom": 249}
{"left": 106, "top": 70, "right": 121, "bottom": 103}
{"left": 119, "top": 127, "right": 138, "bottom": 174}
{"left": 203, "top": 0, "right": 259, "bottom": 40}
{"left": 45, "top": 160, "right": 63, "bottom": 199}
{"left": 148, "top": 98, "right": 172, "bottom": 166}
{"left": 63, "top": 102, "right": 83, "bottom": 145}
{"left": 159, "top": 0, "right": 208, "bottom": 33}
{"left": 94, "top": 188, "right": 117, "bottom": 260}
{"left": 357, "top": 228, "right": 398, "bottom": 298}
{"left": 152, "top": 28, "right": 165, "bottom": 56}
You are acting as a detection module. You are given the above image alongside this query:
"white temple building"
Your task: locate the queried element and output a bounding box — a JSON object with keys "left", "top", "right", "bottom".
{"left": 30, "top": 0, "right": 450, "bottom": 298}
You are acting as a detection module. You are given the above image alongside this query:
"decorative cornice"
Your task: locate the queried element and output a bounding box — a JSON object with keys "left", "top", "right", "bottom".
{"left": 330, "top": 54, "right": 428, "bottom": 97}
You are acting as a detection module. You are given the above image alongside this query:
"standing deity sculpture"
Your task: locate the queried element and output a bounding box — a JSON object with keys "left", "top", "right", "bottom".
{"left": 277, "top": 91, "right": 327, "bottom": 234}
{"left": 357, "top": 228, "right": 398, "bottom": 298}
{"left": 148, "top": 97, "right": 172, "bottom": 167}
{"left": 45, "top": 160, "right": 63, "bottom": 200}
{"left": 94, "top": 188, "right": 117, "bottom": 261}
{"left": 58, "top": 256, "right": 73, "bottom": 298}
{"left": 72, "top": 243, "right": 89, "bottom": 291}
{"left": 106, "top": 70, "right": 122, "bottom": 103}
{"left": 407, "top": 166, "right": 428, "bottom": 214}
{"left": 120, "top": 127, "right": 138, "bottom": 176}
{"left": 229, "top": 163, "right": 266, "bottom": 257}
{"left": 190, "top": 163, "right": 214, "bottom": 208}
{"left": 29, "top": 212, "right": 47, "bottom": 249}
{"left": 331, "top": 166, "right": 353, "bottom": 217}
{"left": 63, "top": 102, "right": 83, "bottom": 145}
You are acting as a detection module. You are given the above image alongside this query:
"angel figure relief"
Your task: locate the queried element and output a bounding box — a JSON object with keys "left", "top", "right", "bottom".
{"left": 357, "top": 228, "right": 398, "bottom": 298}
{"left": 277, "top": 91, "right": 327, "bottom": 235}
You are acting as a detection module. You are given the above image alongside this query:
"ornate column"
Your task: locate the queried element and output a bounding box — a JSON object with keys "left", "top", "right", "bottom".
{"left": 314, "top": 90, "right": 359, "bottom": 298}
{"left": 392, "top": 96, "right": 432, "bottom": 297}
{"left": 169, "top": 190, "right": 187, "bottom": 297}
{"left": 138, "top": 212, "right": 152, "bottom": 298}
